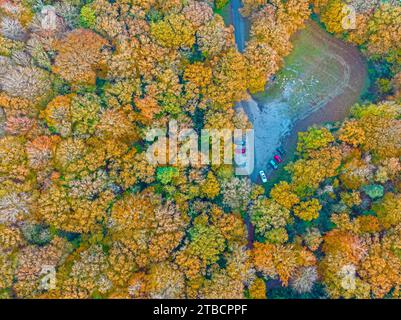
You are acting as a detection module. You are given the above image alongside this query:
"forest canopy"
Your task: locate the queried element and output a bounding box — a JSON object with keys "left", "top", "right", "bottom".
{"left": 0, "top": 0, "right": 400, "bottom": 299}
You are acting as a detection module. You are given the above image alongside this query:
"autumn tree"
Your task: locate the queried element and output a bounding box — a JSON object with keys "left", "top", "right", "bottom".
{"left": 52, "top": 29, "right": 109, "bottom": 85}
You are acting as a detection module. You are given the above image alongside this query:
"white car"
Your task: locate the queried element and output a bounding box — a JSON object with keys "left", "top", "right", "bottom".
{"left": 259, "top": 170, "right": 268, "bottom": 183}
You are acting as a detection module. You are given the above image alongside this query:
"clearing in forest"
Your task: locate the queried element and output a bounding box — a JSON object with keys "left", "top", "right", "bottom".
{"left": 239, "top": 21, "right": 368, "bottom": 182}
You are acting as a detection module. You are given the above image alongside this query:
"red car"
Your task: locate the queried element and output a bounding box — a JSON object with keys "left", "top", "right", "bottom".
{"left": 274, "top": 154, "right": 283, "bottom": 163}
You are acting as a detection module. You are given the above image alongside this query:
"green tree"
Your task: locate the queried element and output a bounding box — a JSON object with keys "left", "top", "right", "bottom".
{"left": 156, "top": 167, "right": 179, "bottom": 185}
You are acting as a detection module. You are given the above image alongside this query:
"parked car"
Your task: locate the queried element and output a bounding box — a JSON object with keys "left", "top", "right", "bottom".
{"left": 274, "top": 154, "right": 283, "bottom": 163}
{"left": 259, "top": 170, "right": 268, "bottom": 183}
{"left": 234, "top": 139, "right": 246, "bottom": 146}
{"left": 277, "top": 146, "right": 286, "bottom": 156}
{"left": 234, "top": 154, "right": 247, "bottom": 166}
{"left": 269, "top": 159, "right": 278, "bottom": 170}
{"left": 235, "top": 147, "right": 246, "bottom": 154}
